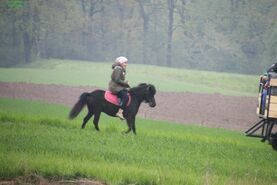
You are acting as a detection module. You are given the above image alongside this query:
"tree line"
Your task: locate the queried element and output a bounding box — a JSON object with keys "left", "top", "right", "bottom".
{"left": 0, "top": 0, "right": 276, "bottom": 74}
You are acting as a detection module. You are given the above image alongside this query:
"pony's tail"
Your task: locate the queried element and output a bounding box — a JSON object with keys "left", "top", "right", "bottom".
{"left": 69, "top": 93, "right": 89, "bottom": 119}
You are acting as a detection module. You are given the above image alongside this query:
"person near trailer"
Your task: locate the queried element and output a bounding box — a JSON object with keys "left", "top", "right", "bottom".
{"left": 267, "top": 62, "right": 277, "bottom": 73}
{"left": 266, "top": 62, "right": 277, "bottom": 95}
{"left": 261, "top": 73, "right": 269, "bottom": 114}
{"left": 261, "top": 62, "right": 277, "bottom": 114}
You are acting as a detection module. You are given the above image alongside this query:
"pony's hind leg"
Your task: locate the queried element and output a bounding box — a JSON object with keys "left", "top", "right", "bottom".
{"left": 82, "top": 111, "right": 93, "bottom": 129}
{"left": 93, "top": 111, "right": 101, "bottom": 131}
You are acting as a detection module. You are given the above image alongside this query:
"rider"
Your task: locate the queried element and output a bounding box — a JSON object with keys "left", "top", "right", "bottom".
{"left": 108, "top": 56, "right": 130, "bottom": 120}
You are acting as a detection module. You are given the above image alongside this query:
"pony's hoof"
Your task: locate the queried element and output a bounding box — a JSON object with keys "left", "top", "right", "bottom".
{"left": 124, "top": 130, "right": 131, "bottom": 134}
{"left": 94, "top": 125, "right": 100, "bottom": 131}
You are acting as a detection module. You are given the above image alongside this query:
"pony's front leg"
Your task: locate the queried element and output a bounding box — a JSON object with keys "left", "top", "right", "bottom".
{"left": 124, "top": 128, "right": 132, "bottom": 134}
{"left": 123, "top": 119, "right": 132, "bottom": 134}
{"left": 125, "top": 116, "right": 136, "bottom": 134}
{"left": 132, "top": 120, "right": 136, "bottom": 134}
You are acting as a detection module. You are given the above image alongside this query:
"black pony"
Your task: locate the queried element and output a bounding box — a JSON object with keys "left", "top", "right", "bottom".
{"left": 69, "top": 83, "right": 156, "bottom": 134}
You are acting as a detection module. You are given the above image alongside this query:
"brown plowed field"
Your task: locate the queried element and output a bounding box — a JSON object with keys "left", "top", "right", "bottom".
{"left": 0, "top": 82, "right": 259, "bottom": 131}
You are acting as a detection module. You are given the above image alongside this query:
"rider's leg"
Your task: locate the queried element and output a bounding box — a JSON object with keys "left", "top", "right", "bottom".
{"left": 116, "top": 89, "right": 129, "bottom": 120}
{"left": 120, "top": 89, "right": 129, "bottom": 108}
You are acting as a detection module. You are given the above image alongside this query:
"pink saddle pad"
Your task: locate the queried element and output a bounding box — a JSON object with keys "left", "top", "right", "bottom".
{"left": 104, "top": 91, "right": 131, "bottom": 106}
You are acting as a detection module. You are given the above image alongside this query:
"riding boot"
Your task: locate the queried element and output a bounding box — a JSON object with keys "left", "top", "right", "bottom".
{"left": 116, "top": 108, "right": 125, "bottom": 120}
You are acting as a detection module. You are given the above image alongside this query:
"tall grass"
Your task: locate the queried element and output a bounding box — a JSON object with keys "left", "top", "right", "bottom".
{"left": 0, "top": 59, "right": 258, "bottom": 96}
{"left": 0, "top": 97, "right": 276, "bottom": 185}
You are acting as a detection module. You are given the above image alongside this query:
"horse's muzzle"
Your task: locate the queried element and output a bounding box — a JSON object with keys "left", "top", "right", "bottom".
{"left": 149, "top": 101, "right": 156, "bottom": 107}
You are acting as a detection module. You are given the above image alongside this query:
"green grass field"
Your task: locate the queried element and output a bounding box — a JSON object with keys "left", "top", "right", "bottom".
{"left": 0, "top": 59, "right": 258, "bottom": 96}
{"left": 0, "top": 97, "right": 276, "bottom": 185}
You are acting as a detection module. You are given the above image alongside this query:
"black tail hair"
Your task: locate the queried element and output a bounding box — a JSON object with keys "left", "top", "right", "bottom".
{"left": 69, "top": 93, "right": 89, "bottom": 119}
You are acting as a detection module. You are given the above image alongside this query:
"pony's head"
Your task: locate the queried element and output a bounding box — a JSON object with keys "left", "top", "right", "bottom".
{"left": 137, "top": 83, "right": 156, "bottom": 107}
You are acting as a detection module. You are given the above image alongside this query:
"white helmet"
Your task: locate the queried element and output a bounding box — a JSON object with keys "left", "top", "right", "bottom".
{"left": 115, "top": 56, "right": 128, "bottom": 64}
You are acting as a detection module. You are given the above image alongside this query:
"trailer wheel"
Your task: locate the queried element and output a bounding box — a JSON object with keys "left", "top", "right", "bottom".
{"left": 271, "top": 132, "right": 277, "bottom": 151}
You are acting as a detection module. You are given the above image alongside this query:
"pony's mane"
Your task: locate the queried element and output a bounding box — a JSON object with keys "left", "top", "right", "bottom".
{"left": 130, "top": 83, "right": 148, "bottom": 91}
{"left": 129, "top": 83, "right": 156, "bottom": 95}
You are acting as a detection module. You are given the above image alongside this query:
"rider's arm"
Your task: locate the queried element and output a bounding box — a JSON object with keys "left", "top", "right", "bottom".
{"left": 112, "top": 67, "right": 130, "bottom": 87}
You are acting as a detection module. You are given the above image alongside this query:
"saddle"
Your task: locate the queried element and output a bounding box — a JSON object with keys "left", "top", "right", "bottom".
{"left": 104, "top": 91, "right": 131, "bottom": 107}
